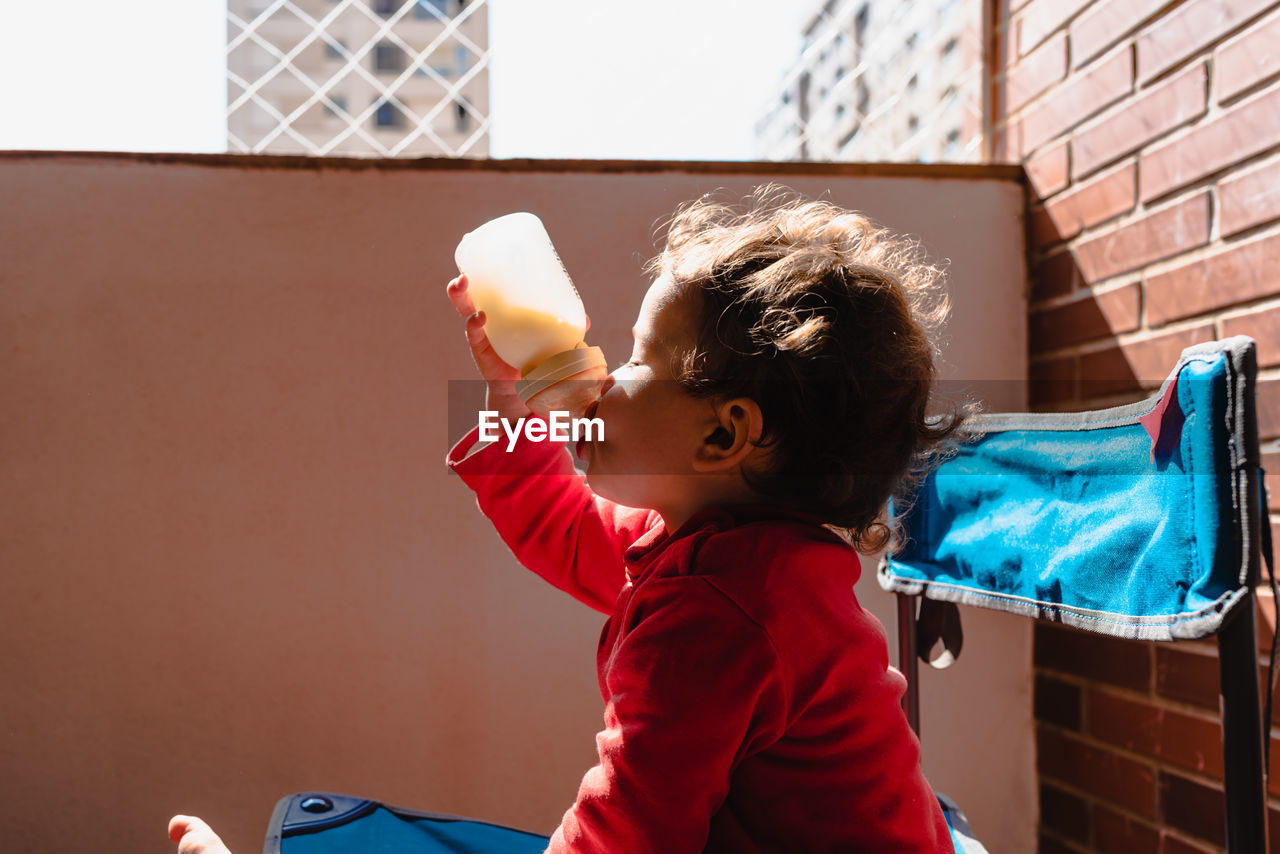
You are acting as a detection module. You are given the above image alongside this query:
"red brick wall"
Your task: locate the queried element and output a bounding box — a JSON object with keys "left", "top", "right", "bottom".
{"left": 992, "top": 0, "right": 1280, "bottom": 850}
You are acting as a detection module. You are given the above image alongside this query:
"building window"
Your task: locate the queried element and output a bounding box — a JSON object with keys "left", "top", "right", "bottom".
{"left": 856, "top": 83, "right": 870, "bottom": 116}
{"left": 456, "top": 101, "right": 471, "bottom": 132}
{"left": 374, "top": 42, "right": 406, "bottom": 73}
{"left": 944, "top": 128, "right": 962, "bottom": 156}
{"left": 941, "top": 37, "right": 959, "bottom": 59}
{"left": 907, "top": 73, "right": 918, "bottom": 91}
{"left": 414, "top": 0, "right": 448, "bottom": 17}
{"left": 324, "top": 95, "right": 349, "bottom": 118}
{"left": 854, "top": 5, "right": 869, "bottom": 46}
{"left": 373, "top": 0, "right": 397, "bottom": 16}
{"left": 324, "top": 39, "right": 347, "bottom": 60}
{"left": 374, "top": 99, "right": 406, "bottom": 129}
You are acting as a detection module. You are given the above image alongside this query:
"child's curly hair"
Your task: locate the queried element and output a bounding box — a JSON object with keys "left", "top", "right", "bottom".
{"left": 650, "top": 186, "right": 969, "bottom": 553}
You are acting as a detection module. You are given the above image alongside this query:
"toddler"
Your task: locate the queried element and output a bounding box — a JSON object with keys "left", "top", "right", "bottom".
{"left": 445, "top": 188, "right": 963, "bottom": 852}
{"left": 169, "top": 187, "right": 965, "bottom": 854}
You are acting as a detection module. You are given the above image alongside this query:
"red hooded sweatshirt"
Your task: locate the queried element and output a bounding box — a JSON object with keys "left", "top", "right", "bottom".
{"left": 449, "top": 426, "right": 953, "bottom": 854}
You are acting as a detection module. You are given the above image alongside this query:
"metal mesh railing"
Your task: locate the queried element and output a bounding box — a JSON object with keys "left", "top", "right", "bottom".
{"left": 755, "top": 0, "right": 985, "bottom": 164}
{"left": 227, "top": 0, "right": 489, "bottom": 157}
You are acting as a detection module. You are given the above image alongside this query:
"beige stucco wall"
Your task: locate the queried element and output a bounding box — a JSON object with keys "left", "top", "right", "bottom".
{"left": 0, "top": 153, "right": 1029, "bottom": 854}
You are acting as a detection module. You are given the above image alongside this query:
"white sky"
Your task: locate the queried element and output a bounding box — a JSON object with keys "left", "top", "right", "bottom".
{"left": 0, "top": 0, "right": 809, "bottom": 160}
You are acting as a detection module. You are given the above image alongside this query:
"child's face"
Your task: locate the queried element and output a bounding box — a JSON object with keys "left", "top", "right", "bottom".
{"left": 576, "top": 275, "right": 715, "bottom": 522}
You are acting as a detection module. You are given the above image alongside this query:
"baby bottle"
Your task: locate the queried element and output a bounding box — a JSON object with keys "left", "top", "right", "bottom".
{"left": 454, "top": 212, "right": 607, "bottom": 415}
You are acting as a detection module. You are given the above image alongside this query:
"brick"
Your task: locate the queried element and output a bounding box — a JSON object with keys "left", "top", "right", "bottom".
{"left": 1071, "top": 62, "right": 1208, "bottom": 180}
{"left": 1027, "top": 140, "right": 1070, "bottom": 200}
{"left": 1088, "top": 689, "right": 1225, "bottom": 778}
{"left": 1036, "top": 674, "right": 1084, "bottom": 730}
{"left": 1071, "top": 0, "right": 1169, "bottom": 68}
{"left": 1162, "top": 834, "right": 1220, "bottom": 854}
{"left": 1037, "top": 833, "right": 1080, "bottom": 854}
{"left": 1022, "top": 47, "right": 1133, "bottom": 153}
{"left": 1031, "top": 248, "right": 1081, "bottom": 299}
{"left": 1078, "top": 323, "right": 1216, "bottom": 395}
{"left": 1086, "top": 687, "right": 1159, "bottom": 748}
{"left": 1136, "top": 0, "right": 1276, "bottom": 82}
{"left": 1019, "top": 0, "right": 1091, "bottom": 54}
{"left": 1145, "top": 231, "right": 1280, "bottom": 326}
{"left": 1045, "top": 160, "right": 1137, "bottom": 240}
{"left": 1028, "top": 283, "right": 1141, "bottom": 350}
{"left": 1008, "top": 31, "right": 1069, "bottom": 113}
{"left": 1159, "top": 771, "right": 1225, "bottom": 847}
{"left": 1222, "top": 305, "right": 1280, "bottom": 367}
{"left": 1260, "top": 376, "right": 1280, "bottom": 440}
{"left": 1029, "top": 355, "right": 1077, "bottom": 406}
{"left": 1155, "top": 646, "right": 1219, "bottom": 711}
{"left": 1036, "top": 623, "right": 1152, "bottom": 690}
{"left": 1031, "top": 204, "right": 1066, "bottom": 247}
{"left": 1038, "top": 727, "right": 1158, "bottom": 816}
{"left": 1219, "top": 155, "right": 1280, "bottom": 236}
{"left": 1074, "top": 191, "right": 1210, "bottom": 283}
{"left": 1142, "top": 82, "right": 1280, "bottom": 201}
{"left": 1041, "top": 782, "right": 1091, "bottom": 842}
{"left": 1215, "top": 7, "right": 1280, "bottom": 101}
{"left": 992, "top": 117, "right": 1025, "bottom": 163}
{"left": 1092, "top": 804, "right": 1161, "bottom": 854}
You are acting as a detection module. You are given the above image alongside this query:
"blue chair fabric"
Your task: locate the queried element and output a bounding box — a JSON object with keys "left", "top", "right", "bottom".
{"left": 879, "top": 336, "right": 1265, "bottom": 640}
{"left": 263, "top": 793, "right": 549, "bottom": 854}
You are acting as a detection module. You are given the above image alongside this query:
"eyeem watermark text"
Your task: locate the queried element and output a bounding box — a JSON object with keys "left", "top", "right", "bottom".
{"left": 479, "top": 411, "right": 604, "bottom": 452}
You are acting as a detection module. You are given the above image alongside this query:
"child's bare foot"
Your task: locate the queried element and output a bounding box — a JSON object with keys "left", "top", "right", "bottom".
{"left": 169, "top": 815, "right": 233, "bottom": 854}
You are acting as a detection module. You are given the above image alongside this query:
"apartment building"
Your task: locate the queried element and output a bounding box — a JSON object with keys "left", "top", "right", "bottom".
{"left": 756, "top": 0, "right": 982, "bottom": 163}
{"left": 227, "top": 0, "right": 489, "bottom": 156}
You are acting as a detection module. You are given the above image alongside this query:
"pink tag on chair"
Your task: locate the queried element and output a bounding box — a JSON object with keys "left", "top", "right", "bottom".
{"left": 1138, "top": 375, "right": 1183, "bottom": 464}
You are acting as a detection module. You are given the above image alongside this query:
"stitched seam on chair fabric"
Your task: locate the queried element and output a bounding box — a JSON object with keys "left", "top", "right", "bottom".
{"left": 898, "top": 577, "right": 1240, "bottom": 626}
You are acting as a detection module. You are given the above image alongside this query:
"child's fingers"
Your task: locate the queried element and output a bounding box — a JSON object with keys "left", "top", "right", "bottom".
{"left": 169, "top": 815, "right": 231, "bottom": 854}
{"left": 465, "top": 312, "right": 521, "bottom": 379}
{"left": 464, "top": 310, "right": 490, "bottom": 348}
{"left": 446, "top": 274, "right": 477, "bottom": 318}
{"left": 169, "top": 816, "right": 194, "bottom": 843}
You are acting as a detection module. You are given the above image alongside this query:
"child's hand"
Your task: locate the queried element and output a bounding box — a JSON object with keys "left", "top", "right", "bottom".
{"left": 168, "top": 816, "right": 233, "bottom": 854}
{"left": 447, "top": 274, "right": 530, "bottom": 421}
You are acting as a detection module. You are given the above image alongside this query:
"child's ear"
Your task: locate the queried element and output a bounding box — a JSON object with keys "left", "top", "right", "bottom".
{"left": 691, "top": 398, "right": 765, "bottom": 473}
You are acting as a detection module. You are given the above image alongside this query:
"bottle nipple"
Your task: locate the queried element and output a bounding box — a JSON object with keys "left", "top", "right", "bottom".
{"left": 517, "top": 344, "right": 607, "bottom": 417}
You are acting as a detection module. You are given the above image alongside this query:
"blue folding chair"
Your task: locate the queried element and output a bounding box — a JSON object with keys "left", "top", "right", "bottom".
{"left": 880, "top": 336, "right": 1274, "bottom": 852}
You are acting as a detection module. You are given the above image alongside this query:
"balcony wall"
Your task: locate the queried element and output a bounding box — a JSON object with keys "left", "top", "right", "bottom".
{"left": 0, "top": 152, "right": 1029, "bottom": 853}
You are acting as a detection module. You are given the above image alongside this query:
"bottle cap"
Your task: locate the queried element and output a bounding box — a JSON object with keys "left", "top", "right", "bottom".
{"left": 516, "top": 345, "right": 608, "bottom": 413}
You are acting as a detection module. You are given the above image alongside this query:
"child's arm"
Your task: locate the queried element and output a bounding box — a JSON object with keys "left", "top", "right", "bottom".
{"left": 446, "top": 274, "right": 659, "bottom": 613}
{"left": 448, "top": 424, "right": 657, "bottom": 613}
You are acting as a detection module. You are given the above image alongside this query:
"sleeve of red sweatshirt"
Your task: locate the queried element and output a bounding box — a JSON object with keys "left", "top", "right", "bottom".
{"left": 446, "top": 424, "right": 661, "bottom": 614}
